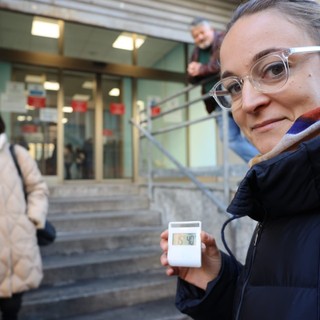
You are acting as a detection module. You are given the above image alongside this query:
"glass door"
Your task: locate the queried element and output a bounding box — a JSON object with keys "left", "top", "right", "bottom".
{"left": 101, "top": 75, "right": 132, "bottom": 179}
{"left": 63, "top": 71, "right": 95, "bottom": 180}
{"left": 9, "top": 64, "right": 58, "bottom": 177}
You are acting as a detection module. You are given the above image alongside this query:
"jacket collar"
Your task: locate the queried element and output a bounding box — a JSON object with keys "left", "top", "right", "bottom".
{"left": 228, "top": 108, "right": 320, "bottom": 221}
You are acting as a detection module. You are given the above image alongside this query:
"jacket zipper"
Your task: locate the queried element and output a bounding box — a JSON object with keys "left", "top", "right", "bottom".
{"left": 234, "top": 222, "right": 263, "bottom": 320}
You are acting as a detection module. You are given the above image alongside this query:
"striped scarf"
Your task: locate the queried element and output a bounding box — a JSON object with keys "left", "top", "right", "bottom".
{"left": 249, "top": 107, "right": 320, "bottom": 167}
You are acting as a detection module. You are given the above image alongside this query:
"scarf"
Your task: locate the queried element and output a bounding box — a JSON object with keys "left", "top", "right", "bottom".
{"left": 249, "top": 107, "right": 320, "bottom": 167}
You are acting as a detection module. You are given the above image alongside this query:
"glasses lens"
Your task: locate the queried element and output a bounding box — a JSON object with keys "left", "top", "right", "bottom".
{"left": 211, "top": 78, "right": 241, "bottom": 109}
{"left": 251, "top": 54, "right": 288, "bottom": 92}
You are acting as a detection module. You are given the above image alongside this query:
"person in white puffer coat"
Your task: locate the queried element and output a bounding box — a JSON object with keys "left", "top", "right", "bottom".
{"left": 0, "top": 115, "right": 49, "bottom": 320}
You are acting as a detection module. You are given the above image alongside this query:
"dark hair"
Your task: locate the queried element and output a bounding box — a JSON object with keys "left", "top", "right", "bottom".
{"left": 0, "top": 115, "right": 5, "bottom": 134}
{"left": 227, "top": 0, "right": 320, "bottom": 43}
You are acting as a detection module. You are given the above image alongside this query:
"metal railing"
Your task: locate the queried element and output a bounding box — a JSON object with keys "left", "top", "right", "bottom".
{"left": 130, "top": 78, "right": 237, "bottom": 214}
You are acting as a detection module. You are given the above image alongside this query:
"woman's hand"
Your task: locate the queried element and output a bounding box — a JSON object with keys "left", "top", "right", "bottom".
{"left": 160, "top": 229, "right": 222, "bottom": 290}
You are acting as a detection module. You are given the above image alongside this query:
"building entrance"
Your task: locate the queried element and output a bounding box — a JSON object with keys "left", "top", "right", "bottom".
{"left": 1, "top": 63, "right": 132, "bottom": 182}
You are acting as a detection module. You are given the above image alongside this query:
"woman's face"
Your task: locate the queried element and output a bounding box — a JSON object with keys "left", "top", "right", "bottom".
{"left": 220, "top": 9, "right": 320, "bottom": 154}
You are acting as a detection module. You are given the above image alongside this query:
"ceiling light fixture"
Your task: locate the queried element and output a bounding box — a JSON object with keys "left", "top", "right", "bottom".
{"left": 44, "top": 81, "right": 60, "bottom": 91}
{"left": 25, "top": 74, "right": 46, "bottom": 83}
{"left": 26, "top": 105, "right": 35, "bottom": 110}
{"left": 63, "top": 106, "right": 73, "bottom": 113}
{"left": 112, "top": 32, "right": 145, "bottom": 51}
{"left": 17, "top": 115, "right": 26, "bottom": 122}
{"left": 31, "top": 17, "right": 60, "bottom": 39}
{"left": 73, "top": 94, "right": 90, "bottom": 101}
{"left": 109, "top": 88, "right": 120, "bottom": 96}
{"left": 82, "top": 81, "right": 95, "bottom": 90}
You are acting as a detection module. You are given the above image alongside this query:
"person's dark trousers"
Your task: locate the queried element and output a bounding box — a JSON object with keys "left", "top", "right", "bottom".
{"left": 0, "top": 292, "right": 23, "bottom": 320}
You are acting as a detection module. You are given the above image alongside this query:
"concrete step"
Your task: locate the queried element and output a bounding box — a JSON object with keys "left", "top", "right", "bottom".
{"left": 41, "top": 246, "right": 161, "bottom": 286}
{"left": 40, "top": 226, "right": 163, "bottom": 257}
{"left": 48, "top": 183, "right": 142, "bottom": 198}
{"left": 49, "top": 209, "right": 162, "bottom": 232}
{"left": 22, "top": 184, "right": 174, "bottom": 320}
{"left": 21, "top": 270, "right": 177, "bottom": 320}
{"left": 48, "top": 194, "right": 150, "bottom": 214}
{"left": 60, "top": 297, "right": 191, "bottom": 320}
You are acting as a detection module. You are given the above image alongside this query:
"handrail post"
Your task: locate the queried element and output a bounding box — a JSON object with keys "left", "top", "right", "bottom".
{"left": 146, "top": 105, "right": 153, "bottom": 201}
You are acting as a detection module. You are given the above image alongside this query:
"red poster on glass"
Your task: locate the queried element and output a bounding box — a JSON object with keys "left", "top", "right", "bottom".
{"left": 103, "top": 129, "right": 113, "bottom": 137}
{"left": 22, "top": 124, "right": 37, "bottom": 133}
{"left": 151, "top": 106, "right": 161, "bottom": 116}
{"left": 110, "top": 103, "right": 125, "bottom": 115}
{"left": 27, "top": 96, "right": 46, "bottom": 108}
{"left": 71, "top": 100, "right": 88, "bottom": 112}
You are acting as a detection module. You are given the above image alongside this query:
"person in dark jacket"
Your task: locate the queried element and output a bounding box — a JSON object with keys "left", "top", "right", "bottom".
{"left": 188, "top": 17, "right": 258, "bottom": 163}
{"left": 160, "top": 1, "right": 320, "bottom": 319}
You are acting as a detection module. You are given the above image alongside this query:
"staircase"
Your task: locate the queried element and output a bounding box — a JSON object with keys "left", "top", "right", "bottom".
{"left": 20, "top": 183, "right": 190, "bottom": 320}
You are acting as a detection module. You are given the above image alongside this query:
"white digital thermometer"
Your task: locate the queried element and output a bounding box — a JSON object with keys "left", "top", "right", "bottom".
{"left": 167, "top": 221, "right": 202, "bottom": 268}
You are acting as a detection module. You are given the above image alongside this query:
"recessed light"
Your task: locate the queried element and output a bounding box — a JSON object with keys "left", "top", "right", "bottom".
{"left": 82, "top": 81, "right": 95, "bottom": 90}
{"left": 25, "top": 74, "right": 46, "bottom": 83}
{"left": 112, "top": 32, "right": 145, "bottom": 51}
{"left": 44, "top": 81, "right": 60, "bottom": 91}
{"left": 31, "top": 17, "right": 60, "bottom": 39}
{"left": 73, "top": 94, "right": 90, "bottom": 101}
{"left": 63, "top": 106, "right": 73, "bottom": 113}
{"left": 109, "top": 88, "right": 120, "bottom": 96}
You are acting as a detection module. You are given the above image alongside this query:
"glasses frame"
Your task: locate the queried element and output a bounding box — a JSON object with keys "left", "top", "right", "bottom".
{"left": 210, "top": 46, "right": 320, "bottom": 110}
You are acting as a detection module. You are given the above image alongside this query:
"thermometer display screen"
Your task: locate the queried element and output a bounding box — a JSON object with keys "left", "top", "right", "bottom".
{"left": 172, "top": 233, "right": 196, "bottom": 246}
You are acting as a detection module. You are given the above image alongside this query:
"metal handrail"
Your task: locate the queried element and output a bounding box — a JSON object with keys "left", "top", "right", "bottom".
{"left": 150, "top": 111, "right": 217, "bottom": 136}
{"left": 131, "top": 77, "right": 231, "bottom": 213}
{"left": 140, "top": 92, "right": 211, "bottom": 124}
{"left": 130, "top": 119, "right": 227, "bottom": 213}
{"left": 140, "top": 75, "right": 217, "bottom": 111}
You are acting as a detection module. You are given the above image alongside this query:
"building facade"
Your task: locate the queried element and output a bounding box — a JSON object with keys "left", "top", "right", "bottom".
{"left": 0, "top": 0, "right": 237, "bottom": 184}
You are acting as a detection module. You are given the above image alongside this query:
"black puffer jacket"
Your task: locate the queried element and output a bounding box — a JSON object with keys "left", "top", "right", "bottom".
{"left": 176, "top": 135, "right": 320, "bottom": 320}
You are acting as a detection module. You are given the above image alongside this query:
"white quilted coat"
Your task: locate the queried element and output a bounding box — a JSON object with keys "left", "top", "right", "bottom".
{"left": 0, "top": 133, "right": 49, "bottom": 297}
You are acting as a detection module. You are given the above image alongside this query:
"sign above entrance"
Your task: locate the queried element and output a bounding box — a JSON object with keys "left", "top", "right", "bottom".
{"left": 27, "top": 96, "right": 46, "bottom": 108}
{"left": 71, "top": 100, "right": 88, "bottom": 112}
{"left": 110, "top": 102, "right": 125, "bottom": 115}
{"left": 28, "top": 84, "right": 46, "bottom": 108}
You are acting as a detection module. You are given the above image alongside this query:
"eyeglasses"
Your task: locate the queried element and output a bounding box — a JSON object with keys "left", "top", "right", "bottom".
{"left": 209, "top": 46, "right": 320, "bottom": 110}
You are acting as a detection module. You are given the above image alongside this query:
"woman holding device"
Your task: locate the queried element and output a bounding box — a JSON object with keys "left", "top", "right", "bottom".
{"left": 160, "top": 0, "right": 320, "bottom": 319}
